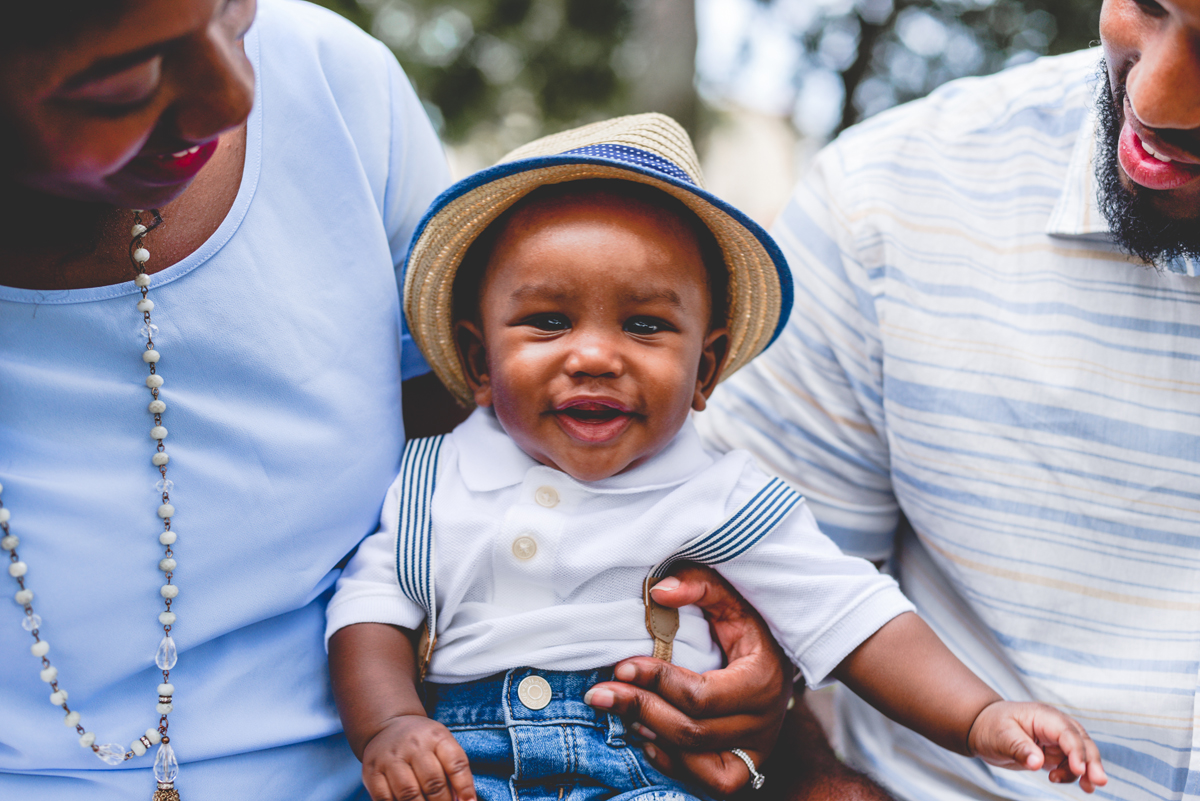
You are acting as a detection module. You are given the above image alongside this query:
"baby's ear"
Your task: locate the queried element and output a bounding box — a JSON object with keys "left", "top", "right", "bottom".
{"left": 454, "top": 319, "right": 493, "bottom": 407}
{"left": 692, "top": 327, "right": 730, "bottom": 412}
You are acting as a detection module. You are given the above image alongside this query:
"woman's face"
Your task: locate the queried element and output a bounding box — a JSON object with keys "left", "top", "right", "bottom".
{"left": 0, "top": 0, "right": 256, "bottom": 209}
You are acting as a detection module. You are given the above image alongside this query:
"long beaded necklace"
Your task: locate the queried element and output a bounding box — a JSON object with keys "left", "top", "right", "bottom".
{"left": 1, "top": 211, "right": 183, "bottom": 801}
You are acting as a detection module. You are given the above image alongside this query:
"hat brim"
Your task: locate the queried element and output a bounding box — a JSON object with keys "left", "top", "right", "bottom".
{"left": 403, "top": 154, "right": 793, "bottom": 407}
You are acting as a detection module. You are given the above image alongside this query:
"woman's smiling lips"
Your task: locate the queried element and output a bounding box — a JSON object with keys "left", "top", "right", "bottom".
{"left": 551, "top": 398, "right": 637, "bottom": 443}
{"left": 122, "top": 138, "right": 220, "bottom": 187}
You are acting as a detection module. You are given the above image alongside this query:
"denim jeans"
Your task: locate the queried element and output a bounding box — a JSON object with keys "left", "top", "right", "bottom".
{"left": 425, "top": 668, "right": 707, "bottom": 801}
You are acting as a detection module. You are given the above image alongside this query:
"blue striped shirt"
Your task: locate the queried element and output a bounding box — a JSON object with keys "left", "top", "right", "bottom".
{"left": 698, "top": 49, "right": 1200, "bottom": 801}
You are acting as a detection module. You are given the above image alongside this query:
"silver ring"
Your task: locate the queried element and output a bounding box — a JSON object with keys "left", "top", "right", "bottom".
{"left": 730, "top": 748, "right": 765, "bottom": 790}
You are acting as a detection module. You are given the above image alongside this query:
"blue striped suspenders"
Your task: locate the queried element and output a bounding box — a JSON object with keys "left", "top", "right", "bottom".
{"left": 393, "top": 435, "right": 445, "bottom": 680}
{"left": 393, "top": 436, "right": 803, "bottom": 670}
{"left": 643, "top": 477, "right": 802, "bottom": 660}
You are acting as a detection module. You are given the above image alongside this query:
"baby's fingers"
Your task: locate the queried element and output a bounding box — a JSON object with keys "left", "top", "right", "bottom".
{"left": 435, "top": 736, "right": 477, "bottom": 801}
{"left": 411, "top": 749, "right": 459, "bottom": 801}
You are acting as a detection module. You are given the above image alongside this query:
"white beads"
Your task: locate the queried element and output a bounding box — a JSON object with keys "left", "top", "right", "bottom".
{"left": 133, "top": 247, "right": 150, "bottom": 264}
{"left": 50, "top": 689, "right": 68, "bottom": 705}
{"left": 152, "top": 452, "right": 170, "bottom": 467}
{"left": 131, "top": 224, "right": 148, "bottom": 238}
{"left": 148, "top": 400, "right": 167, "bottom": 414}
{"left": 159, "top": 531, "right": 177, "bottom": 545}
{"left": 150, "top": 426, "right": 168, "bottom": 440}
{"left": 8, "top": 561, "right": 27, "bottom": 578}
{"left": 15, "top": 588, "right": 32, "bottom": 605}
{"left": 158, "top": 504, "right": 175, "bottom": 519}
{"left": 31, "top": 640, "right": 49, "bottom": 657}
{"left": 137, "top": 298, "right": 155, "bottom": 313}
{"left": 64, "top": 710, "right": 80, "bottom": 727}
{"left": 142, "top": 349, "right": 160, "bottom": 363}
{"left": 146, "top": 375, "right": 164, "bottom": 389}
{"left": 158, "top": 683, "right": 175, "bottom": 696}
{"left": 0, "top": 508, "right": 10, "bottom": 524}
{"left": 79, "top": 731, "right": 96, "bottom": 748}
{"left": 156, "top": 701, "right": 174, "bottom": 714}
{"left": 159, "top": 558, "right": 176, "bottom": 572}
{"left": 40, "top": 665, "right": 58, "bottom": 682}
{"left": 130, "top": 738, "right": 147, "bottom": 756}
{"left": 1, "top": 534, "right": 17, "bottom": 550}
{"left": 135, "top": 273, "right": 151, "bottom": 288}
{"left": 159, "top": 611, "right": 177, "bottom": 625}
{"left": 146, "top": 729, "right": 162, "bottom": 745}
{"left": 160, "top": 584, "right": 179, "bottom": 599}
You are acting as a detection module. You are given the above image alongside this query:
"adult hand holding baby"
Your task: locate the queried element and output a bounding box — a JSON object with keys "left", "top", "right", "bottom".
{"left": 584, "top": 563, "right": 792, "bottom": 796}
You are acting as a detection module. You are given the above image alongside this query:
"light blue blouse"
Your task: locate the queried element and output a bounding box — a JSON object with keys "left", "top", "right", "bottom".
{"left": 0, "top": 1, "right": 449, "bottom": 798}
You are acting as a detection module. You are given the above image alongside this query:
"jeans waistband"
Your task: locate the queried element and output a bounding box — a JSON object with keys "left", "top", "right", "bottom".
{"left": 425, "top": 667, "right": 616, "bottom": 729}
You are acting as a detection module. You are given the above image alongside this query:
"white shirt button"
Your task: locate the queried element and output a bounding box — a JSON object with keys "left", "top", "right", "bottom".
{"left": 512, "top": 535, "right": 537, "bottom": 560}
{"left": 534, "top": 486, "right": 559, "bottom": 507}
{"left": 517, "top": 675, "right": 552, "bottom": 710}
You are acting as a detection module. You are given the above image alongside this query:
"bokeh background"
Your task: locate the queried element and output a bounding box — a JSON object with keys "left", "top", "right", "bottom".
{"left": 312, "top": 0, "right": 1097, "bottom": 217}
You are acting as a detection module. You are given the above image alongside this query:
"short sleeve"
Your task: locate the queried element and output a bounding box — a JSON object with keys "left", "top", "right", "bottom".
{"left": 698, "top": 148, "right": 900, "bottom": 561}
{"left": 325, "top": 472, "right": 427, "bottom": 648}
{"left": 715, "top": 492, "right": 913, "bottom": 687}
{"left": 378, "top": 42, "right": 451, "bottom": 380}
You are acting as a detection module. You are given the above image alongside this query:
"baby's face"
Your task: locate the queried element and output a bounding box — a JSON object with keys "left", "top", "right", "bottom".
{"left": 457, "top": 192, "right": 728, "bottom": 482}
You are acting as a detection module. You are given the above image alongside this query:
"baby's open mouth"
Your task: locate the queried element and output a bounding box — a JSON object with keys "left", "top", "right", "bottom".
{"left": 561, "top": 403, "right": 626, "bottom": 423}
{"left": 553, "top": 400, "right": 635, "bottom": 442}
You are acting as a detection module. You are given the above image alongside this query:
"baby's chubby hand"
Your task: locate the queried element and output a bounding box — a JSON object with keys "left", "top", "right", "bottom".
{"left": 361, "top": 714, "right": 476, "bottom": 801}
{"left": 968, "top": 701, "right": 1107, "bottom": 793}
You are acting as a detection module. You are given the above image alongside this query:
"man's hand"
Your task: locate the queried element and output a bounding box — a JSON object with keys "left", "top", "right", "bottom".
{"left": 361, "top": 714, "right": 477, "bottom": 801}
{"left": 582, "top": 564, "right": 793, "bottom": 795}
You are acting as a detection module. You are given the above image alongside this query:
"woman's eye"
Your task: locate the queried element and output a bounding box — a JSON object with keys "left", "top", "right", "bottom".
{"left": 57, "top": 58, "right": 161, "bottom": 113}
{"left": 625, "top": 317, "right": 667, "bottom": 335}
{"left": 526, "top": 314, "right": 570, "bottom": 331}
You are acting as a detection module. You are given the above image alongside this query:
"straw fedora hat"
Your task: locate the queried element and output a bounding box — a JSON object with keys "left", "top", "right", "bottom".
{"left": 403, "top": 112, "right": 793, "bottom": 407}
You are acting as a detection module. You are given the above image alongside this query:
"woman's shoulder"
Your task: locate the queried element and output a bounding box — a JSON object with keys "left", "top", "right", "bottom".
{"left": 254, "top": 0, "right": 399, "bottom": 97}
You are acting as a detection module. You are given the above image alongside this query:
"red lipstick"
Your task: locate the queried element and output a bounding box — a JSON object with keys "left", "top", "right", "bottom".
{"left": 123, "top": 139, "right": 220, "bottom": 187}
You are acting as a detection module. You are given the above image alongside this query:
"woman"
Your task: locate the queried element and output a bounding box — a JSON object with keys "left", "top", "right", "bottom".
{"left": 0, "top": 2, "right": 795, "bottom": 799}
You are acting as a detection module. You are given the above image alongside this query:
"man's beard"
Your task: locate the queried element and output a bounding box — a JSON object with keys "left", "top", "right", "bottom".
{"left": 1095, "top": 62, "right": 1200, "bottom": 267}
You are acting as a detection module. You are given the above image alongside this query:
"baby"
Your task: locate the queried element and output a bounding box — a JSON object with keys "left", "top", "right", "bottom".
{"left": 327, "top": 114, "right": 1106, "bottom": 801}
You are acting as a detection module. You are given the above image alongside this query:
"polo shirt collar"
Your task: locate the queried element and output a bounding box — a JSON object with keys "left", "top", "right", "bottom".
{"left": 454, "top": 407, "right": 715, "bottom": 493}
{"left": 1046, "top": 78, "right": 1199, "bottom": 277}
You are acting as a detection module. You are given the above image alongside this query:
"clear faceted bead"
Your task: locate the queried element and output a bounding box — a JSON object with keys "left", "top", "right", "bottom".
{"left": 21, "top": 613, "right": 42, "bottom": 631}
{"left": 96, "top": 743, "right": 126, "bottom": 765}
{"left": 154, "top": 634, "right": 177, "bottom": 670}
{"left": 139, "top": 323, "right": 160, "bottom": 342}
{"left": 153, "top": 742, "right": 179, "bottom": 783}
{"left": 154, "top": 479, "right": 174, "bottom": 494}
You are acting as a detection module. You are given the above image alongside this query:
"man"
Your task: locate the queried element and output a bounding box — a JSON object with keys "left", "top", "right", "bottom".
{"left": 697, "top": 0, "right": 1200, "bottom": 798}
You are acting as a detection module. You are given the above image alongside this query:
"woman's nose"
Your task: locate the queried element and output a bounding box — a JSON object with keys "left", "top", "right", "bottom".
{"left": 167, "top": 26, "right": 256, "bottom": 144}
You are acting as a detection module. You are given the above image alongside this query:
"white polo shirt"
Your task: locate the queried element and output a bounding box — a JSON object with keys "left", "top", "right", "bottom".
{"left": 327, "top": 407, "right": 912, "bottom": 685}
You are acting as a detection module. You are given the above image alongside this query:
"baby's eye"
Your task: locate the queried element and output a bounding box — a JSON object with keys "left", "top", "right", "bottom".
{"left": 624, "top": 317, "right": 670, "bottom": 335}
{"left": 525, "top": 313, "right": 571, "bottom": 331}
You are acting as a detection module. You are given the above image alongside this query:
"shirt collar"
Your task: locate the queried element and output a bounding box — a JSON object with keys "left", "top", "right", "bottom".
{"left": 1045, "top": 70, "right": 1199, "bottom": 277}
{"left": 453, "top": 407, "right": 715, "bottom": 493}
{"left": 1045, "top": 87, "right": 1110, "bottom": 241}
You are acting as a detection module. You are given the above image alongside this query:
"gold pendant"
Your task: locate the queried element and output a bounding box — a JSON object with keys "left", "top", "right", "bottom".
{"left": 153, "top": 782, "right": 180, "bottom": 801}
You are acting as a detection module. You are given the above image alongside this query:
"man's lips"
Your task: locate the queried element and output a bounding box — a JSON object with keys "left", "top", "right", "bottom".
{"left": 551, "top": 399, "right": 636, "bottom": 444}
{"left": 121, "top": 139, "right": 220, "bottom": 187}
{"left": 1117, "top": 101, "right": 1200, "bottom": 191}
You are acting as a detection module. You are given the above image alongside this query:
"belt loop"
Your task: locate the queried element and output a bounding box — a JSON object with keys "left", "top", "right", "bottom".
{"left": 605, "top": 713, "right": 627, "bottom": 747}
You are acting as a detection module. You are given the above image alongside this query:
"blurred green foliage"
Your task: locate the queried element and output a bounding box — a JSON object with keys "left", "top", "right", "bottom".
{"left": 315, "top": 0, "right": 633, "bottom": 143}
{"left": 315, "top": 0, "right": 1101, "bottom": 143}
{"left": 774, "top": 0, "right": 1100, "bottom": 133}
